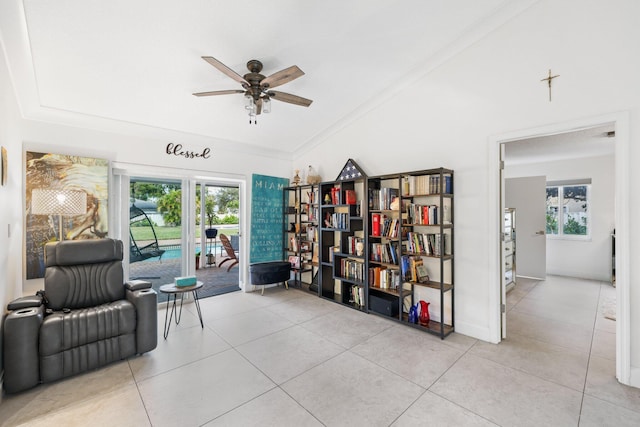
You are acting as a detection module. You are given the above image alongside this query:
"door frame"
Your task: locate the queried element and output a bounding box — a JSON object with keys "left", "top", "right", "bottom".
{"left": 112, "top": 163, "right": 247, "bottom": 291}
{"left": 488, "top": 111, "right": 631, "bottom": 385}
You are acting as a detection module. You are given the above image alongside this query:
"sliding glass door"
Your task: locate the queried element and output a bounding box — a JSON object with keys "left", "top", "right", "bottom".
{"left": 128, "top": 178, "right": 183, "bottom": 290}
{"left": 194, "top": 183, "right": 240, "bottom": 297}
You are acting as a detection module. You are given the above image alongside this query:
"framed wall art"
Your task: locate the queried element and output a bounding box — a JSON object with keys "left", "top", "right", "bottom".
{"left": 25, "top": 151, "right": 109, "bottom": 279}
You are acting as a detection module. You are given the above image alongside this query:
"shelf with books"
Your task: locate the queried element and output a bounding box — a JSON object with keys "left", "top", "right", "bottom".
{"left": 366, "top": 174, "right": 403, "bottom": 319}
{"left": 283, "top": 184, "right": 319, "bottom": 292}
{"left": 399, "top": 168, "right": 454, "bottom": 339}
{"left": 318, "top": 175, "right": 367, "bottom": 311}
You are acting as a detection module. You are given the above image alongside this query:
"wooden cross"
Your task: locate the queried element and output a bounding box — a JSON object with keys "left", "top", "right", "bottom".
{"left": 541, "top": 69, "right": 560, "bottom": 101}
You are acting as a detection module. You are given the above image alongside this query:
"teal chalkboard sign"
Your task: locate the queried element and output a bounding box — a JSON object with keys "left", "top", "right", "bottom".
{"left": 250, "top": 174, "right": 289, "bottom": 263}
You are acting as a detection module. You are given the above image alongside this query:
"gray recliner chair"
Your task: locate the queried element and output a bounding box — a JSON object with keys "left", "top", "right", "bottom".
{"left": 3, "top": 238, "right": 157, "bottom": 393}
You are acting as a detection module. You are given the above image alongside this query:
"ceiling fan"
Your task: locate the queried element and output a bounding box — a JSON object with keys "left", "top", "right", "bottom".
{"left": 193, "top": 56, "right": 313, "bottom": 124}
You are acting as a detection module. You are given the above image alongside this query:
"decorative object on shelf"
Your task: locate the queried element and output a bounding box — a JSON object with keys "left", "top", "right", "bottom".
{"left": 192, "top": 56, "right": 312, "bottom": 124}
{"left": 418, "top": 300, "right": 430, "bottom": 326}
{"left": 389, "top": 197, "right": 400, "bottom": 211}
{"left": 355, "top": 241, "right": 364, "bottom": 257}
{"left": 292, "top": 169, "right": 301, "bottom": 186}
{"left": 336, "top": 158, "right": 366, "bottom": 181}
{"left": 408, "top": 303, "right": 419, "bottom": 324}
{"left": 307, "top": 165, "right": 321, "bottom": 184}
{"left": 324, "top": 193, "right": 331, "bottom": 204}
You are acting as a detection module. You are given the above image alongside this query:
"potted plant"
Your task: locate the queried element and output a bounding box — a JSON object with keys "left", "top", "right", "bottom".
{"left": 205, "top": 196, "right": 217, "bottom": 239}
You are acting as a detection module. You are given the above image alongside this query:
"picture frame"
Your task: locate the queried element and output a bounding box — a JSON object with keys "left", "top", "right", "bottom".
{"left": 288, "top": 255, "right": 300, "bottom": 269}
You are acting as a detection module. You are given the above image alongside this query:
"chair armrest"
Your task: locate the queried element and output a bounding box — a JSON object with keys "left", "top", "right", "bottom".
{"left": 3, "top": 305, "right": 45, "bottom": 393}
{"left": 126, "top": 288, "right": 157, "bottom": 354}
{"left": 125, "top": 280, "right": 152, "bottom": 291}
{"left": 7, "top": 295, "right": 43, "bottom": 311}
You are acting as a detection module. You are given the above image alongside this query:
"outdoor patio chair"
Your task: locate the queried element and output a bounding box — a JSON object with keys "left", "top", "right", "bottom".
{"left": 218, "top": 233, "right": 239, "bottom": 272}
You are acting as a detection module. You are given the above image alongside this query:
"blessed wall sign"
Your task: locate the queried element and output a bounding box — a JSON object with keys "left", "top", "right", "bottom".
{"left": 166, "top": 143, "right": 211, "bottom": 159}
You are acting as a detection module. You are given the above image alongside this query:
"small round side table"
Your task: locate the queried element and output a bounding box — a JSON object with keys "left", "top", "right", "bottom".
{"left": 159, "top": 282, "right": 204, "bottom": 339}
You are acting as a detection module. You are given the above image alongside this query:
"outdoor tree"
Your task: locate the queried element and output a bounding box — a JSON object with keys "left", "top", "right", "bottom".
{"left": 131, "top": 182, "right": 179, "bottom": 201}
{"left": 215, "top": 188, "right": 239, "bottom": 215}
{"left": 157, "top": 189, "right": 182, "bottom": 226}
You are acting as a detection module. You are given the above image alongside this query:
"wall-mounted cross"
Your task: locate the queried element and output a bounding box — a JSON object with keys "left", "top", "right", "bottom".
{"left": 541, "top": 69, "right": 560, "bottom": 102}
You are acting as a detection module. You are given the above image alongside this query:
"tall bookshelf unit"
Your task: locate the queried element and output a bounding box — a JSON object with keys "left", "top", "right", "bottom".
{"left": 318, "top": 176, "right": 368, "bottom": 310}
{"left": 292, "top": 162, "right": 454, "bottom": 339}
{"left": 283, "top": 184, "right": 319, "bottom": 290}
{"left": 399, "top": 168, "right": 454, "bottom": 339}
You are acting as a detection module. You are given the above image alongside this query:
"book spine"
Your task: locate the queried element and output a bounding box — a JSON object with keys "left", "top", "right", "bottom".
{"left": 372, "top": 213, "right": 380, "bottom": 236}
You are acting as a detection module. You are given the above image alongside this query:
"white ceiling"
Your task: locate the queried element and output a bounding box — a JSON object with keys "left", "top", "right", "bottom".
{"left": 1, "top": 0, "right": 534, "bottom": 155}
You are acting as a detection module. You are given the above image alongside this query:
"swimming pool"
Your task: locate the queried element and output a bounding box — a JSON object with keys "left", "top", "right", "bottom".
{"left": 144, "top": 243, "right": 221, "bottom": 261}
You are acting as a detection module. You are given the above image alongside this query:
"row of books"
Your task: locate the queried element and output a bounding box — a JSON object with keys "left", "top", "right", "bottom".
{"left": 369, "top": 266, "right": 401, "bottom": 290}
{"left": 324, "top": 212, "right": 349, "bottom": 229}
{"left": 403, "top": 174, "right": 452, "bottom": 196}
{"left": 400, "top": 255, "right": 430, "bottom": 283}
{"left": 326, "top": 188, "right": 358, "bottom": 205}
{"left": 370, "top": 242, "right": 399, "bottom": 265}
{"left": 349, "top": 285, "right": 365, "bottom": 307}
{"left": 405, "top": 203, "right": 440, "bottom": 225}
{"left": 405, "top": 232, "right": 450, "bottom": 256}
{"left": 306, "top": 205, "right": 319, "bottom": 221}
{"left": 371, "top": 213, "right": 400, "bottom": 238}
{"left": 339, "top": 258, "right": 366, "bottom": 282}
{"left": 368, "top": 187, "right": 399, "bottom": 210}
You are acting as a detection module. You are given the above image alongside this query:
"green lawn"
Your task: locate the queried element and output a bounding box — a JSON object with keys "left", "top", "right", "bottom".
{"left": 130, "top": 226, "right": 239, "bottom": 241}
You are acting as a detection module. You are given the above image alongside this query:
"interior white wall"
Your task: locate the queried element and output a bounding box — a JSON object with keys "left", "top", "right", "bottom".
{"left": 0, "top": 33, "right": 24, "bottom": 377}
{"left": 506, "top": 155, "right": 615, "bottom": 281}
{"left": 294, "top": 0, "right": 640, "bottom": 370}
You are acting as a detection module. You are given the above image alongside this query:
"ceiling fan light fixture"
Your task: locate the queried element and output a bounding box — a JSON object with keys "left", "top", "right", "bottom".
{"left": 195, "top": 56, "right": 311, "bottom": 125}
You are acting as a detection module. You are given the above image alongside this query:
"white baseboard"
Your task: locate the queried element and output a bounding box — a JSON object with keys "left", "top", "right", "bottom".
{"left": 628, "top": 366, "right": 640, "bottom": 388}
{"left": 455, "top": 320, "right": 496, "bottom": 344}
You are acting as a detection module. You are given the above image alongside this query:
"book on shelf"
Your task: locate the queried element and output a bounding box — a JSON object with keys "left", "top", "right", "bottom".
{"left": 312, "top": 242, "right": 319, "bottom": 263}
{"left": 331, "top": 187, "right": 341, "bottom": 204}
{"left": 340, "top": 258, "right": 365, "bottom": 281}
{"left": 415, "top": 263, "right": 429, "bottom": 283}
{"left": 349, "top": 285, "right": 364, "bottom": 307}
{"left": 403, "top": 174, "right": 452, "bottom": 196}
{"left": 372, "top": 213, "right": 381, "bottom": 236}
{"left": 370, "top": 241, "right": 399, "bottom": 265}
{"left": 406, "top": 203, "right": 439, "bottom": 225}
{"left": 345, "top": 189, "right": 357, "bottom": 205}
{"left": 368, "top": 187, "right": 399, "bottom": 210}
{"left": 400, "top": 255, "right": 429, "bottom": 282}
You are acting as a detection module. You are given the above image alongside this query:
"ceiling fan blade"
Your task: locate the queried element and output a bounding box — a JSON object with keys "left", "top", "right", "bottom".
{"left": 269, "top": 91, "right": 313, "bottom": 107}
{"left": 201, "top": 56, "right": 248, "bottom": 86}
{"left": 192, "top": 89, "right": 245, "bottom": 97}
{"left": 260, "top": 65, "right": 304, "bottom": 89}
{"left": 256, "top": 98, "right": 263, "bottom": 115}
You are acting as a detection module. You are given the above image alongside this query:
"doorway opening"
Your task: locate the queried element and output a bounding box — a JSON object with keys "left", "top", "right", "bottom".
{"left": 195, "top": 183, "right": 240, "bottom": 298}
{"left": 123, "top": 176, "right": 242, "bottom": 300}
{"left": 492, "top": 113, "right": 630, "bottom": 384}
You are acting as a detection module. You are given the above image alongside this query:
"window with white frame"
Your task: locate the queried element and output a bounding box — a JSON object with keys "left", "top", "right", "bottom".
{"left": 546, "top": 180, "right": 591, "bottom": 238}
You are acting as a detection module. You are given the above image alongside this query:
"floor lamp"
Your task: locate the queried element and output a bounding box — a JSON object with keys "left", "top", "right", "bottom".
{"left": 31, "top": 189, "right": 87, "bottom": 241}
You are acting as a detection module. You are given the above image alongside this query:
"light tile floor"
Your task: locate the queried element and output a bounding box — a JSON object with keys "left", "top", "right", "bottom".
{"left": 1, "top": 275, "right": 639, "bottom": 426}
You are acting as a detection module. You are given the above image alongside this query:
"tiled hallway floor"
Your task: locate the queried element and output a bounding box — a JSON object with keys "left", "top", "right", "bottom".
{"left": 1, "top": 275, "right": 638, "bottom": 426}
